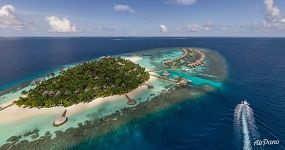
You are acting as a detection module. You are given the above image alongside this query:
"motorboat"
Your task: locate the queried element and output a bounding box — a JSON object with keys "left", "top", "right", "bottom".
{"left": 241, "top": 100, "right": 250, "bottom": 106}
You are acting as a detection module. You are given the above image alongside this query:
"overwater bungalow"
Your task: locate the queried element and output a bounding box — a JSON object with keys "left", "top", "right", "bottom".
{"left": 161, "top": 48, "right": 206, "bottom": 68}
{"left": 177, "top": 79, "right": 188, "bottom": 86}
{"left": 53, "top": 110, "right": 68, "bottom": 127}
{"left": 125, "top": 94, "right": 136, "bottom": 105}
{"left": 187, "top": 50, "right": 206, "bottom": 67}
{"left": 162, "top": 71, "right": 170, "bottom": 78}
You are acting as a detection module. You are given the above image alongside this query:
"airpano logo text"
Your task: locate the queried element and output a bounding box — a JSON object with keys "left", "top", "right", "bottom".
{"left": 253, "top": 139, "right": 279, "bottom": 146}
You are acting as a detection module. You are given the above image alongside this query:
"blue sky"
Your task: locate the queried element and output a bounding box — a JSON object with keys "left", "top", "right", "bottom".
{"left": 0, "top": 0, "right": 285, "bottom": 37}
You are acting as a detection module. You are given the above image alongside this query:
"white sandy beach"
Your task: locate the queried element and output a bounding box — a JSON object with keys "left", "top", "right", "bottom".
{"left": 0, "top": 56, "right": 158, "bottom": 123}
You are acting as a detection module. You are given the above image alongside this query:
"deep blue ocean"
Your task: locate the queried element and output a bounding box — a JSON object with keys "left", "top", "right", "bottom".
{"left": 0, "top": 37, "right": 284, "bottom": 150}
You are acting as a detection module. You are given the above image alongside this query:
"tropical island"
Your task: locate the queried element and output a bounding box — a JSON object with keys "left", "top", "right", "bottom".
{"left": 0, "top": 47, "right": 228, "bottom": 150}
{"left": 15, "top": 57, "right": 150, "bottom": 107}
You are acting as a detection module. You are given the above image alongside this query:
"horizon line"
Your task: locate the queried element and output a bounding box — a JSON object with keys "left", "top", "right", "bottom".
{"left": 0, "top": 36, "right": 285, "bottom": 38}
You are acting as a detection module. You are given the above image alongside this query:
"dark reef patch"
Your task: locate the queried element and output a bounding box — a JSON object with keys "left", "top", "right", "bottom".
{"left": 0, "top": 48, "right": 227, "bottom": 150}
{"left": 0, "top": 85, "right": 217, "bottom": 150}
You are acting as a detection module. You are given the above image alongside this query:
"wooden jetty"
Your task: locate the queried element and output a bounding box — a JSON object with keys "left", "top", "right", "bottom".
{"left": 161, "top": 48, "right": 206, "bottom": 68}
{"left": 53, "top": 110, "right": 68, "bottom": 127}
{"left": 162, "top": 48, "right": 190, "bottom": 65}
{"left": 187, "top": 50, "right": 206, "bottom": 67}
{"left": 125, "top": 94, "right": 136, "bottom": 105}
{"left": 149, "top": 74, "right": 177, "bottom": 84}
{"left": 143, "top": 83, "right": 154, "bottom": 89}
{"left": 0, "top": 101, "right": 16, "bottom": 111}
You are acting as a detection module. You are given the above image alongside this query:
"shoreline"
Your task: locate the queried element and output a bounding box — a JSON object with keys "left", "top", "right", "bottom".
{"left": 0, "top": 84, "right": 215, "bottom": 150}
{"left": 0, "top": 47, "right": 227, "bottom": 124}
{"left": 0, "top": 81, "right": 31, "bottom": 97}
{"left": 0, "top": 47, "right": 228, "bottom": 149}
{"left": 0, "top": 71, "right": 157, "bottom": 124}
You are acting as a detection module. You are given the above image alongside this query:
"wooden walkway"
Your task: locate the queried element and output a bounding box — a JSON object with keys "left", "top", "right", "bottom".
{"left": 149, "top": 74, "right": 177, "bottom": 84}
{"left": 162, "top": 48, "right": 190, "bottom": 65}
{"left": 0, "top": 101, "right": 15, "bottom": 111}
{"left": 143, "top": 83, "right": 154, "bottom": 89}
{"left": 161, "top": 48, "right": 206, "bottom": 68}
{"left": 53, "top": 110, "right": 68, "bottom": 127}
{"left": 61, "top": 110, "right": 67, "bottom": 117}
{"left": 150, "top": 74, "right": 193, "bottom": 87}
{"left": 125, "top": 94, "right": 136, "bottom": 105}
{"left": 188, "top": 50, "right": 206, "bottom": 67}
{"left": 148, "top": 68, "right": 174, "bottom": 73}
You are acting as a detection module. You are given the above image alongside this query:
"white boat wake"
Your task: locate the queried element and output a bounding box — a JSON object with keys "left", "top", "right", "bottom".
{"left": 234, "top": 101, "right": 259, "bottom": 150}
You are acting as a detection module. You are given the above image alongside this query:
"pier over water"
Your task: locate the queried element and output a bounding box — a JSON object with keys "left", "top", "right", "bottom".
{"left": 162, "top": 48, "right": 206, "bottom": 68}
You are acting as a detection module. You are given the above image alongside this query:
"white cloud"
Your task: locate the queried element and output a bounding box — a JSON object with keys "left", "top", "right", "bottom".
{"left": 264, "top": 0, "right": 280, "bottom": 20}
{"left": 263, "top": 0, "right": 285, "bottom": 29}
{"left": 220, "top": 26, "right": 229, "bottom": 30}
{"left": 160, "top": 25, "right": 168, "bottom": 32}
{"left": 166, "top": 0, "right": 197, "bottom": 6}
{"left": 187, "top": 24, "right": 199, "bottom": 32}
{"left": 204, "top": 27, "right": 210, "bottom": 31}
{"left": 202, "top": 23, "right": 213, "bottom": 31}
{"left": 114, "top": 4, "right": 135, "bottom": 13}
{"left": 0, "top": 5, "right": 29, "bottom": 30}
{"left": 46, "top": 16, "right": 78, "bottom": 33}
{"left": 177, "top": 23, "right": 232, "bottom": 34}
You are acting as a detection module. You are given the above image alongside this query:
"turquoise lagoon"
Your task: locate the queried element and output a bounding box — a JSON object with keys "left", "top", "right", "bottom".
{"left": 158, "top": 69, "right": 222, "bottom": 88}
{"left": 0, "top": 47, "right": 225, "bottom": 149}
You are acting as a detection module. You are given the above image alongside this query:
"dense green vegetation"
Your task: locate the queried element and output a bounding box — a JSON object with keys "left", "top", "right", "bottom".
{"left": 16, "top": 57, "right": 150, "bottom": 108}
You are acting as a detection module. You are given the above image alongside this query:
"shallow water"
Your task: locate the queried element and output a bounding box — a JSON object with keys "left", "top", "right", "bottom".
{"left": 0, "top": 37, "right": 284, "bottom": 150}
{"left": 1, "top": 47, "right": 218, "bottom": 147}
{"left": 159, "top": 69, "right": 222, "bottom": 87}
